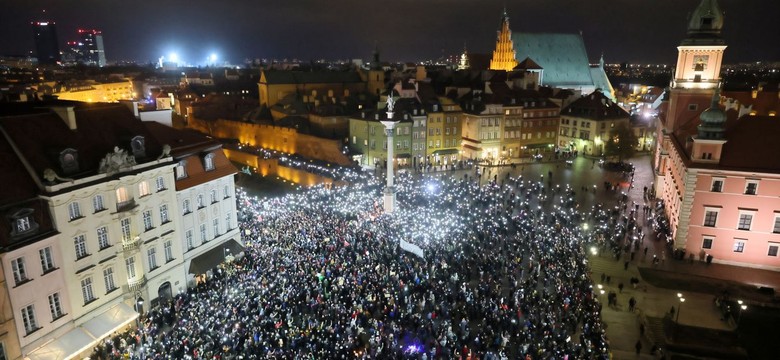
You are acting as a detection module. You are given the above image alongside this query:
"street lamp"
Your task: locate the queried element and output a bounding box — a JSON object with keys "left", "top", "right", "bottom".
{"left": 737, "top": 300, "right": 747, "bottom": 328}
{"left": 676, "top": 293, "right": 685, "bottom": 323}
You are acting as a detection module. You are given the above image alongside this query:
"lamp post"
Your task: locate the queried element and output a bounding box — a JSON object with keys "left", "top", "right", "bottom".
{"left": 676, "top": 293, "right": 685, "bottom": 322}
{"left": 737, "top": 300, "right": 747, "bottom": 328}
{"left": 381, "top": 93, "right": 400, "bottom": 212}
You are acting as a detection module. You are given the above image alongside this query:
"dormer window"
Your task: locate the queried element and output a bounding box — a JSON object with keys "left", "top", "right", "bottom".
{"left": 130, "top": 136, "right": 146, "bottom": 158}
{"left": 59, "top": 148, "right": 80, "bottom": 175}
{"left": 203, "top": 153, "right": 215, "bottom": 171}
{"left": 10, "top": 208, "right": 38, "bottom": 238}
{"left": 176, "top": 160, "right": 188, "bottom": 179}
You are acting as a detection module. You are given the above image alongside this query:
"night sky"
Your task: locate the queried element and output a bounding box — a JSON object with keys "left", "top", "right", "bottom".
{"left": 1, "top": 0, "right": 778, "bottom": 65}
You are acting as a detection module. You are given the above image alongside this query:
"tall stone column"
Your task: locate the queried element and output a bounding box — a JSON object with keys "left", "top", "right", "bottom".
{"left": 381, "top": 118, "right": 398, "bottom": 212}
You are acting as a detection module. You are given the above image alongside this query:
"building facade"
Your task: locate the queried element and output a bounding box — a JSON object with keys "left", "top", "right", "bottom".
{"left": 558, "top": 90, "right": 630, "bottom": 156}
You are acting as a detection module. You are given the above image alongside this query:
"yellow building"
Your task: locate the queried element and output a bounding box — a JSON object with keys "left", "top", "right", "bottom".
{"left": 54, "top": 79, "right": 135, "bottom": 103}
{"left": 489, "top": 9, "right": 518, "bottom": 72}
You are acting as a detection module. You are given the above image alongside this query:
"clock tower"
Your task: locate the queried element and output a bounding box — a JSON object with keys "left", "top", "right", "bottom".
{"left": 665, "top": 0, "right": 727, "bottom": 133}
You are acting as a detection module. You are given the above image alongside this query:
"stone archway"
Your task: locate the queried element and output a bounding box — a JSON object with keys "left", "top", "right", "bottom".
{"left": 158, "top": 282, "right": 173, "bottom": 302}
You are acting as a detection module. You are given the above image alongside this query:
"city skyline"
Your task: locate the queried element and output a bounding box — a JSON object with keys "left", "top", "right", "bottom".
{"left": 1, "top": 0, "right": 779, "bottom": 65}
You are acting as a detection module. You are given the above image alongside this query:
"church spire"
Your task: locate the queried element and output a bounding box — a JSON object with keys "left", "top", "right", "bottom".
{"left": 685, "top": 0, "right": 725, "bottom": 44}
{"left": 489, "top": 7, "right": 518, "bottom": 72}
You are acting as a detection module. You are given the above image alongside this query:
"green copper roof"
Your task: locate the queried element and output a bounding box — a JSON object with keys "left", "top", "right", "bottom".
{"left": 512, "top": 32, "right": 594, "bottom": 87}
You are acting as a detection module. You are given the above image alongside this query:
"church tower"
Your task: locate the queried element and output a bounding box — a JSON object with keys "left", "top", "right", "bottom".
{"left": 665, "top": 0, "right": 727, "bottom": 133}
{"left": 489, "top": 8, "right": 518, "bottom": 72}
{"left": 367, "top": 43, "right": 386, "bottom": 96}
{"left": 691, "top": 87, "right": 727, "bottom": 163}
{"left": 458, "top": 44, "right": 470, "bottom": 71}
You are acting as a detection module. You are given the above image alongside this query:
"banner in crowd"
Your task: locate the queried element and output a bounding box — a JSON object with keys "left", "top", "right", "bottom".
{"left": 400, "top": 239, "right": 425, "bottom": 259}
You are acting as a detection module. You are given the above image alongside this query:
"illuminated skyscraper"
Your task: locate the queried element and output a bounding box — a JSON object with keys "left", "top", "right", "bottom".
{"left": 78, "top": 29, "right": 107, "bottom": 67}
{"left": 32, "top": 21, "right": 61, "bottom": 65}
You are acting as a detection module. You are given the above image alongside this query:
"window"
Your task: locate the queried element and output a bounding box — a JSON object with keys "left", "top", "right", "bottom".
{"left": 702, "top": 237, "right": 714, "bottom": 249}
{"left": 733, "top": 240, "right": 746, "bottom": 253}
{"left": 774, "top": 215, "right": 780, "bottom": 234}
{"left": 16, "top": 217, "right": 31, "bottom": 233}
{"left": 175, "top": 160, "right": 187, "bottom": 179}
{"left": 68, "top": 202, "right": 82, "bottom": 221}
{"left": 183, "top": 199, "right": 191, "bottom": 214}
{"left": 138, "top": 181, "right": 150, "bottom": 197}
{"left": 156, "top": 176, "right": 166, "bottom": 191}
{"left": 103, "top": 268, "right": 116, "bottom": 293}
{"left": 126, "top": 256, "right": 136, "bottom": 278}
{"left": 74, "top": 234, "right": 88, "bottom": 259}
{"left": 147, "top": 248, "right": 158, "bottom": 270}
{"left": 164, "top": 241, "right": 173, "bottom": 262}
{"left": 203, "top": 153, "right": 215, "bottom": 171}
{"left": 81, "top": 277, "right": 95, "bottom": 303}
{"left": 39, "top": 247, "right": 55, "bottom": 273}
{"left": 0, "top": 342, "right": 7, "bottom": 360}
{"left": 120, "top": 218, "right": 131, "bottom": 242}
{"left": 703, "top": 210, "right": 718, "bottom": 227}
{"left": 711, "top": 179, "right": 723, "bottom": 192}
{"left": 688, "top": 104, "right": 698, "bottom": 111}
{"left": 186, "top": 230, "right": 194, "bottom": 250}
{"left": 142, "top": 210, "right": 153, "bottom": 231}
{"left": 93, "top": 195, "right": 105, "bottom": 212}
{"left": 223, "top": 185, "right": 231, "bottom": 199}
{"left": 738, "top": 213, "right": 753, "bottom": 230}
{"left": 745, "top": 181, "right": 758, "bottom": 195}
{"left": 11, "top": 257, "right": 28, "bottom": 285}
{"left": 769, "top": 244, "right": 779, "bottom": 257}
{"left": 212, "top": 218, "right": 220, "bottom": 237}
{"left": 200, "top": 224, "right": 207, "bottom": 242}
{"left": 160, "top": 204, "right": 169, "bottom": 224}
{"left": 197, "top": 194, "right": 205, "bottom": 208}
{"left": 21, "top": 305, "right": 38, "bottom": 334}
{"left": 210, "top": 189, "right": 218, "bottom": 204}
{"left": 225, "top": 213, "right": 232, "bottom": 231}
{"left": 48, "top": 293, "right": 64, "bottom": 320}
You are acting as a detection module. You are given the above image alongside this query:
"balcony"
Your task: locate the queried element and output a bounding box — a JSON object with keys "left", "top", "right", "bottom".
{"left": 115, "top": 199, "right": 137, "bottom": 213}
{"left": 127, "top": 275, "right": 146, "bottom": 293}
{"left": 122, "top": 236, "right": 140, "bottom": 252}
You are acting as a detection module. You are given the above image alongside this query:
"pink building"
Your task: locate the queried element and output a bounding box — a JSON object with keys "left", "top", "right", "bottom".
{"left": 655, "top": 0, "right": 780, "bottom": 270}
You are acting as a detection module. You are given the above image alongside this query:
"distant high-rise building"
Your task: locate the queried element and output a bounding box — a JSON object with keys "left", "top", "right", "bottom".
{"left": 64, "top": 29, "right": 106, "bottom": 67}
{"left": 32, "top": 20, "right": 61, "bottom": 65}
{"left": 78, "top": 29, "right": 106, "bottom": 67}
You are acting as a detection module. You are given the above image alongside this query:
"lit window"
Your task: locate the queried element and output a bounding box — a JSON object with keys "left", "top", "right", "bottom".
{"left": 197, "top": 194, "right": 204, "bottom": 208}
{"left": 200, "top": 224, "right": 207, "bottom": 242}
{"left": 186, "top": 230, "right": 194, "bottom": 250}
{"left": 210, "top": 189, "right": 217, "bottom": 204}
{"left": 223, "top": 185, "right": 231, "bottom": 199}
{"left": 138, "top": 181, "right": 150, "bottom": 197}
{"left": 212, "top": 218, "right": 220, "bottom": 237}
{"left": 183, "top": 199, "right": 191, "bottom": 214}
{"left": 733, "top": 240, "right": 746, "bottom": 253}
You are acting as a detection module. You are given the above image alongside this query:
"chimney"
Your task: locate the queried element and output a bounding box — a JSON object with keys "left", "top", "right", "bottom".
{"left": 52, "top": 106, "right": 77, "bottom": 130}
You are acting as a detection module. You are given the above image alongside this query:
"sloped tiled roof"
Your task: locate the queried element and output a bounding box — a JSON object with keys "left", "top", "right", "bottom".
{"left": 513, "top": 33, "right": 594, "bottom": 87}
{"left": 562, "top": 90, "right": 629, "bottom": 120}
{"left": 722, "top": 90, "right": 780, "bottom": 116}
{"left": 514, "top": 57, "right": 543, "bottom": 70}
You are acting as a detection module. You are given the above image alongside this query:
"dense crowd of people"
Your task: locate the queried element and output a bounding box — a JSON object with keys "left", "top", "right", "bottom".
{"left": 92, "top": 167, "right": 631, "bottom": 359}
